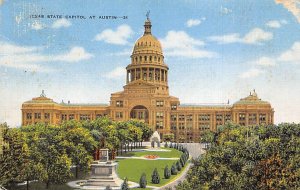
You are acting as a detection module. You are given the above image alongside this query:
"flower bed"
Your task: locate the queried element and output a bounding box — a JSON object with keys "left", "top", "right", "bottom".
{"left": 144, "top": 155, "right": 159, "bottom": 159}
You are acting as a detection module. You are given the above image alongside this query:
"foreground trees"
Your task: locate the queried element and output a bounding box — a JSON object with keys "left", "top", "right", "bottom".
{"left": 177, "top": 123, "right": 300, "bottom": 190}
{"left": 0, "top": 117, "right": 153, "bottom": 189}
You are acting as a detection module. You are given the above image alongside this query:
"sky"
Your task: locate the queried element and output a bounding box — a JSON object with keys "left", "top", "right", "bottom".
{"left": 0, "top": 0, "right": 300, "bottom": 126}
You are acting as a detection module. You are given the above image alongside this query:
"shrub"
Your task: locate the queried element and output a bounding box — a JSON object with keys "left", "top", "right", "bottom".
{"left": 139, "top": 173, "right": 147, "bottom": 188}
{"left": 180, "top": 156, "right": 185, "bottom": 167}
{"left": 164, "top": 165, "right": 171, "bottom": 179}
{"left": 176, "top": 161, "right": 182, "bottom": 171}
{"left": 151, "top": 168, "right": 160, "bottom": 184}
{"left": 171, "top": 163, "right": 178, "bottom": 175}
{"left": 121, "top": 177, "right": 129, "bottom": 190}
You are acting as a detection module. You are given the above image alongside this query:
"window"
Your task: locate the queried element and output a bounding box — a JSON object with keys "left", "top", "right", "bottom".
{"left": 96, "top": 114, "right": 102, "bottom": 118}
{"left": 69, "top": 114, "right": 75, "bottom": 120}
{"left": 259, "top": 114, "right": 266, "bottom": 124}
{"left": 239, "top": 113, "right": 246, "bottom": 121}
{"left": 116, "top": 100, "right": 123, "bottom": 107}
{"left": 187, "top": 114, "right": 193, "bottom": 122}
{"left": 80, "top": 114, "right": 90, "bottom": 121}
{"left": 171, "top": 104, "right": 177, "bottom": 110}
{"left": 116, "top": 112, "right": 123, "bottom": 119}
{"left": 199, "top": 123, "right": 210, "bottom": 131}
{"left": 156, "top": 100, "right": 164, "bottom": 107}
{"left": 225, "top": 114, "right": 231, "bottom": 121}
{"left": 61, "top": 114, "right": 67, "bottom": 121}
{"left": 156, "top": 112, "right": 164, "bottom": 119}
{"left": 44, "top": 113, "right": 50, "bottom": 119}
{"left": 248, "top": 114, "right": 257, "bottom": 125}
{"left": 179, "top": 115, "right": 185, "bottom": 121}
{"left": 156, "top": 121, "right": 163, "bottom": 129}
{"left": 216, "top": 114, "right": 223, "bottom": 122}
{"left": 179, "top": 123, "right": 185, "bottom": 130}
{"left": 199, "top": 114, "right": 210, "bottom": 121}
{"left": 171, "top": 124, "right": 177, "bottom": 130}
{"left": 26, "top": 113, "right": 32, "bottom": 120}
{"left": 171, "top": 114, "right": 177, "bottom": 121}
{"left": 150, "top": 56, "right": 152, "bottom": 61}
{"left": 34, "top": 113, "right": 41, "bottom": 119}
{"left": 144, "top": 56, "right": 147, "bottom": 61}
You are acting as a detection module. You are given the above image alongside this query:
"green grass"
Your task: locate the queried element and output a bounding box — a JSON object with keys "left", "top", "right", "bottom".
{"left": 116, "top": 158, "right": 188, "bottom": 187}
{"left": 120, "top": 148, "right": 182, "bottom": 158}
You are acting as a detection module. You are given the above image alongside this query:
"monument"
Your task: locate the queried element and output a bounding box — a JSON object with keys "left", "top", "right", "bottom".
{"left": 82, "top": 149, "right": 123, "bottom": 189}
{"left": 150, "top": 131, "right": 161, "bottom": 148}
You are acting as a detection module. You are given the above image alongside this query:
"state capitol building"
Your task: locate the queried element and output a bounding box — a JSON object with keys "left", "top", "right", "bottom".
{"left": 21, "top": 17, "right": 274, "bottom": 142}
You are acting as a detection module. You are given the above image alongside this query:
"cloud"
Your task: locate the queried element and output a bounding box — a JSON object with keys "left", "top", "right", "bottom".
{"left": 243, "top": 28, "right": 273, "bottom": 44}
{"left": 209, "top": 28, "right": 273, "bottom": 45}
{"left": 31, "top": 21, "right": 45, "bottom": 30}
{"left": 160, "top": 31, "right": 216, "bottom": 58}
{"left": 278, "top": 41, "right": 300, "bottom": 63}
{"left": 0, "top": 41, "right": 93, "bottom": 72}
{"left": 186, "top": 18, "right": 205, "bottom": 27}
{"left": 56, "top": 47, "right": 93, "bottom": 62}
{"left": 266, "top": 20, "right": 281, "bottom": 28}
{"left": 94, "top": 24, "right": 133, "bottom": 45}
{"left": 275, "top": 0, "right": 300, "bottom": 23}
{"left": 221, "top": 6, "right": 232, "bottom": 14}
{"left": 266, "top": 19, "right": 288, "bottom": 28}
{"left": 255, "top": 57, "right": 276, "bottom": 67}
{"left": 239, "top": 68, "right": 265, "bottom": 78}
{"left": 208, "top": 33, "right": 241, "bottom": 44}
{"left": 239, "top": 41, "right": 300, "bottom": 79}
{"left": 103, "top": 66, "right": 126, "bottom": 79}
{"left": 52, "top": 18, "right": 72, "bottom": 29}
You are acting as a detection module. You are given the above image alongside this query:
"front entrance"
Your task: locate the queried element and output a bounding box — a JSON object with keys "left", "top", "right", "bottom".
{"left": 130, "top": 105, "right": 149, "bottom": 123}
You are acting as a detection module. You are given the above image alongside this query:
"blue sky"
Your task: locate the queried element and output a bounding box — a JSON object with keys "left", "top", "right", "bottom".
{"left": 1, "top": 0, "right": 300, "bottom": 126}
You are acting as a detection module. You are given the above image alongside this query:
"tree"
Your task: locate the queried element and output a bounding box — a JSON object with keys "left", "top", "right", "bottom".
{"left": 163, "top": 133, "right": 175, "bottom": 142}
{"left": 171, "top": 163, "right": 178, "bottom": 175}
{"left": 121, "top": 177, "right": 129, "bottom": 190}
{"left": 0, "top": 126, "right": 28, "bottom": 186}
{"left": 139, "top": 173, "right": 147, "bottom": 188}
{"left": 164, "top": 165, "right": 171, "bottom": 179}
{"left": 151, "top": 168, "right": 160, "bottom": 184}
{"left": 175, "top": 123, "right": 300, "bottom": 190}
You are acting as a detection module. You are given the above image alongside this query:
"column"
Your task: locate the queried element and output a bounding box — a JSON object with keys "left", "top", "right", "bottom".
{"left": 134, "top": 68, "right": 137, "bottom": 80}
{"left": 126, "top": 70, "right": 129, "bottom": 83}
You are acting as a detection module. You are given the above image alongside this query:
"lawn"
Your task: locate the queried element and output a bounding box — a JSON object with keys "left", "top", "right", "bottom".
{"left": 116, "top": 158, "right": 188, "bottom": 187}
{"left": 120, "top": 148, "right": 183, "bottom": 158}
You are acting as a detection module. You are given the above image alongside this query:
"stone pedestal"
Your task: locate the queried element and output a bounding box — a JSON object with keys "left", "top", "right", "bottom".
{"left": 82, "top": 149, "right": 123, "bottom": 189}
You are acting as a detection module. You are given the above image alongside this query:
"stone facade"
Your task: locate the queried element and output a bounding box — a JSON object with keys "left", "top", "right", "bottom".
{"left": 21, "top": 17, "right": 274, "bottom": 142}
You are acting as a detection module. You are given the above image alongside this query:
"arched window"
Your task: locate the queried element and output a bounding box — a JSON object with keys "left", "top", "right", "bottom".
{"left": 135, "top": 57, "right": 138, "bottom": 63}
{"left": 150, "top": 56, "right": 152, "bottom": 61}
{"left": 154, "top": 56, "right": 157, "bottom": 61}
{"left": 158, "top": 57, "right": 160, "bottom": 62}
{"left": 144, "top": 56, "right": 147, "bottom": 61}
{"left": 140, "top": 56, "right": 142, "bottom": 61}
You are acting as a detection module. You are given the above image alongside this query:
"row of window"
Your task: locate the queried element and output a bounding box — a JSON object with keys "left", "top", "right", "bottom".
{"left": 26, "top": 113, "right": 50, "bottom": 120}
{"left": 26, "top": 113, "right": 105, "bottom": 121}
{"left": 132, "top": 55, "right": 162, "bottom": 64}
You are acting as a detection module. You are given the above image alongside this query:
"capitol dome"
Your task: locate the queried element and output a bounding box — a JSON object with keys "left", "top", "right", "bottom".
{"left": 132, "top": 19, "right": 163, "bottom": 56}
{"left": 130, "top": 18, "right": 165, "bottom": 65}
